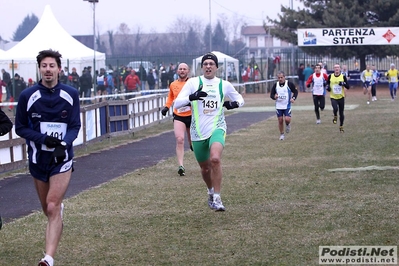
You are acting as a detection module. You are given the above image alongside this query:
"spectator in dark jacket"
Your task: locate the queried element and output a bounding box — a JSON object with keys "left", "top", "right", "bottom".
{"left": 297, "top": 63, "right": 305, "bottom": 92}
{"left": 79, "top": 68, "right": 92, "bottom": 104}
{"left": 68, "top": 67, "right": 80, "bottom": 90}
{"left": 168, "top": 63, "right": 175, "bottom": 86}
{"left": 161, "top": 69, "right": 169, "bottom": 90}
{"left": 138, "top": 65, "right": 147, "bottom": 91}
{"left": 147, "top": 69, "right": 156, "bottom": 91}
{"left": 59, "top": 70, "right": 68, "bottom": 84}
{"left": 1, "top": 69, "right": 11, "bottom": 101}
{"left": 10, "top": 73, "right": 26, "bottom": 102}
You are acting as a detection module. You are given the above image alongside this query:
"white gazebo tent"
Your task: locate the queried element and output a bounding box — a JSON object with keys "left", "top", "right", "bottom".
{"left": 0, "top": 5, "right": 105, "bottom": 81}
{"left": 192, "top": 51, "right": 239, "bottom": 83}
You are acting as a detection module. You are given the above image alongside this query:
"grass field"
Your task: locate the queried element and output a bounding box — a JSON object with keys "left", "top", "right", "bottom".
{"left": 1, "top": 86, "right": 398, "bottom": 265}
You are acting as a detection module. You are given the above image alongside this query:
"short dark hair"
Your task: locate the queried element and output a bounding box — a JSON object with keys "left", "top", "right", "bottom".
{"left": 277, "top": 70, "right": 285, "bottom": 76}
{"left": 36, "top": 49, "right": 62, "bottom": 68}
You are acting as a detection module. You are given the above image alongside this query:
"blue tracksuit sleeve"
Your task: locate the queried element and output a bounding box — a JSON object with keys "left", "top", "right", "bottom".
{"left": 15, "top": 92, "right": 48, "bottom": 145}
{"left": 63, "top": 91, "right": 81, "bottom": 147}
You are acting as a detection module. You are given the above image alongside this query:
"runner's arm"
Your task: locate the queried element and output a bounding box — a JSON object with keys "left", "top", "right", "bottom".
{"left": 270, "top": 84, "right": 277, "bottom": 100}
{"left": 288, "top": 82, "right": 298, "bottom": 100}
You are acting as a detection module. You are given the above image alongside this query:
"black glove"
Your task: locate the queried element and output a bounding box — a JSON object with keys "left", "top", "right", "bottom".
{"left": 326, "top": 85, "right": 331, "bottom": 92}
{"left": 189, "top": 91, "right": 208, "bottom": 101}
{"left": 161, "top": 107, "right": 169, "bottom": 116}
{"left": 52, "top": 145, "right": 66, "bottom": 164}
{"left": 223, "top": 101, "right": 239, "bottom": 110}
{"left": 338, "top": 81, "right": 345, "bottom": 86}
{"left": 44, "top": 136, "right": 62, "bottom": 148}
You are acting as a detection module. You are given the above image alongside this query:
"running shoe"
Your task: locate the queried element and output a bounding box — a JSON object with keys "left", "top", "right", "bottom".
{"left": 178, "top": 166, "right": 185, "bottom": 176}
{"left": 211, "top": 195, "right": 225, "bottom": 211}
{"left": 208, "top": 194, "right": 214, "bottom": 209}
{"left": 340, "top": 126, "right": 344, "bottom": 133}
{"left": 279, "top": 134, "right": 285, "bottom": 141}
{"left": 316, "top": 119, "right": 321, "bottom": 124}
{"left": 285, "top": 124, "right": 291, "bottom": 133}
{"left": 333, "top": 116, "right": 337, "bottom": 124}
{"left": 38, "top": 259, "right": 50, "bottom": 266}
{"left": 367, "top": 101, "right": 370, "bottom": 105}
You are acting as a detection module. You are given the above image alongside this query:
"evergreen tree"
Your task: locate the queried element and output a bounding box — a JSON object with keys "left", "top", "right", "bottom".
{"left": 212, "top": 21, "right": 228, "bottom": 53}
{"left": 267, "top": 0, "right": 399, "bottom": 70}
{"left": 203, "top": 24, "right": 212, "bottom": 52}
{"left": 12, "top": 14, "right": 39, "bottom": 41}
{"left": 184, "top": 27, "right": 201, "bottom": 54}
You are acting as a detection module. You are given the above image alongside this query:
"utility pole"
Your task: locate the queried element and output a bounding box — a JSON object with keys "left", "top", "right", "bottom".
{"left": 289, "top": 0, "right": 295, "bottom": 75}
{"left": 84, "top": 0, "right": 98, "bottom": 94}
{"left": 209, "top": 0, "right": 212, "bottom": 52}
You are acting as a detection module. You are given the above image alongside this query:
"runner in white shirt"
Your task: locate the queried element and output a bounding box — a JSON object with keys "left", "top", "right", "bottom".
{"left": 270, "top": 71, "right": 298, "bottom": 140}
{"left": 174, "top": 52, "right": 244, "bottom": 211}
{"left": 305, "top": 64, "right": 328, "bottom": 124}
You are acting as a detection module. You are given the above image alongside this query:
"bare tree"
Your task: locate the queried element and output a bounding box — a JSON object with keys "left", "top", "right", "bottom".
{"left": 116, "top": 23, "right": 132, "bottom": 55}
{"left": 166, "top": 16, "right": 205, "bottom": 53}
{"left": 107, "top": 30, "right": 115, "bottom": 55}
{"left": 230, "top": 15, "right": 247, "bottom": 41}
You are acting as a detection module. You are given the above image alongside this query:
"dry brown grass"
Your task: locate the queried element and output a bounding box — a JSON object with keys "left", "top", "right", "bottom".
{"left": 1, "top": 86, "right": 398, "bottom": 265}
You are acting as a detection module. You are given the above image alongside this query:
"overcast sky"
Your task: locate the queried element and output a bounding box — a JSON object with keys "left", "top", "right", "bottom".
{"left": 0, "top": 0, "right": 303, "bottom": 41}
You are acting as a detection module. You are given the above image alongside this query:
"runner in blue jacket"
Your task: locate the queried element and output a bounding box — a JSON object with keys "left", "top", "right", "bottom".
{"left": 15, "top": 49, "right": 81, "bottom": 266}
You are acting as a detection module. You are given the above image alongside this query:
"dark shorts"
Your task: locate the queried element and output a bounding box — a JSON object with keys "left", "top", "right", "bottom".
{"left": 276, "top": 109, "right": 292, "bottom": 117}
{"left": 363, "top": 81, "right": 371, "bottom": 88}
{"left": 97, "top": 85, "right": 106, "bottom": 92}
{"left": 29, "top": 159, "right": 73, "bottom": 183}
{"left": 173, "top": 114, "right": 191, "bottom": 128}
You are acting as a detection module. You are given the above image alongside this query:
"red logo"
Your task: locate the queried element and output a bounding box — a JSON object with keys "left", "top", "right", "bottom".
{"left": 383, "top": 29, "right": 396, "bottom": 43}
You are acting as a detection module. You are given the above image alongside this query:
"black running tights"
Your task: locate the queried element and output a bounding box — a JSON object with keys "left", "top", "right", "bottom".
{"left": 331, "top": 98, "right": 345, "bottom": 126}
{"left": 313, "top": 95, "right": 325, "bottom": 119}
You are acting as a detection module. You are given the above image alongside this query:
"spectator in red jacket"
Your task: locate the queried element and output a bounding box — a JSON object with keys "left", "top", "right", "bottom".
{"left": 124, "top": 70, "right": 140, "bottom": 99}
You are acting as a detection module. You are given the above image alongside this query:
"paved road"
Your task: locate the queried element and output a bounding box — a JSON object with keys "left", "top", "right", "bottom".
{"left": 0, "top": 112, "right": 272, "bottom": 223}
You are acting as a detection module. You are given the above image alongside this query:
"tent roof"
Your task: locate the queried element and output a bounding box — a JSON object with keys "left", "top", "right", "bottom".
{"left": 193, "top": 51, "right": 238, "bottom": 63}
{"left": 192, "top": 51, "right": 240, "bottom": 82}
{"left": 0, "top": 5, "right": 104, "bottom": 61}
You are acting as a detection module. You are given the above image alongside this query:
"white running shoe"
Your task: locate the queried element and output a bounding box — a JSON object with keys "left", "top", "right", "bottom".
{"left": 367, "top": 101, "right": 370, "bottom": 105}
{"left": 285, "top": 124, "right": 291, "bottom": 133}
{"left": 211, "top": 195, "right": 225, "bottom": 211}
{"left": 38, "top": 259, "right": 51, "bottom": 266}
{"left": 316, "top": 119, "right": 321, "bottom": 124}
{"left": 279, "top": 134, "right": 285, "bottom": 141}
{"left": 208, "top": 194, "right": 214, "bottom": 209}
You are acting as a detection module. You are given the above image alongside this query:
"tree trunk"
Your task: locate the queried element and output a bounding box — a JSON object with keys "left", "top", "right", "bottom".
{"left": 360, "top": 55, "right": 367, "bottom": 71}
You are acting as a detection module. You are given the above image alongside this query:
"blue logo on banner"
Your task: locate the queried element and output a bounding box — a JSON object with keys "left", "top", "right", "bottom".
{"left": 303, "top": 31, "right": 317, "bottom": 45}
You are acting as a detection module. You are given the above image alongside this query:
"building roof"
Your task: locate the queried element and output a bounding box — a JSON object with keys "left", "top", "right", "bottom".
{"left": 241, "top": 26, "right": 268, "bottom": 35}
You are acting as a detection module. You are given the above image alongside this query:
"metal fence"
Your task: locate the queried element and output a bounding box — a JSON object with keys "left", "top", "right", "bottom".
{"left": 0, "top": 93, "right": 169, "bottom": 172}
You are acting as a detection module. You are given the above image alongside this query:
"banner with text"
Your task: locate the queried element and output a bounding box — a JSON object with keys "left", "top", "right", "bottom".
{"left": 298, "top": 27, "right": 399, "bottom": 46}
